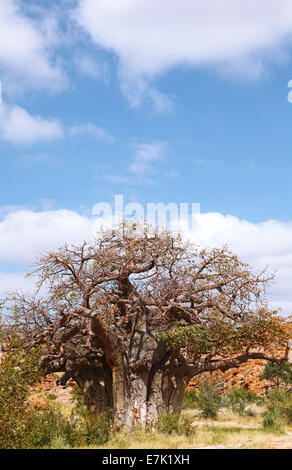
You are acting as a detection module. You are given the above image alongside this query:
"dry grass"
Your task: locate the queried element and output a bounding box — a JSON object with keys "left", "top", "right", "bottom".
{"left": 83, "top": 407, "right": 292, "bottom": 450}
{"left": 48, "top": 398, "right": 292, "bottom": 450}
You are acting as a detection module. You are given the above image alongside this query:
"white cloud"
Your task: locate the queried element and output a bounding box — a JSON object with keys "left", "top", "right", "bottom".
{"left": 68, "top": 123, "right": 114, "bottom": 142}
{"left": 0, "top": 209, "right": 292, "bottom": 314}
{"left": 119, "top": 74, "right": 173, "bottom": 112}
{"left": 74, "top": 0, "right": 292, "bottom": 105}
{"left": 73, "top": 53, "right": 109, "bottom": 80}
{"left": 0, "top": 271, "right": 36, "bottom": 296}
{"left": 0, "top": 103, "right": 115, "bottom": 147}
{"left": 0, "top": 103, "right": 64, "bottom": 145}
{"left": 0, "top": 0, "right": 66, "bottom": 95}
{"left": 129, "top": 141, "right": 167, "bottom": 173}
{"left": 187, "top": 213, "right": 292, "bottom": 314}
{"left": 0, "top": 209, "right": 95, "bottom": 265}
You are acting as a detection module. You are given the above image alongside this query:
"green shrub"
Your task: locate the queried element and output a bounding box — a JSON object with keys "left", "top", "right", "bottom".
{"left": 158, "top": 413, "right": 180, "bottom": 434}
{"left": 223, "top": 386, "right": 262, "bottom": 416}
{"left": 183, "top": 389, "right": 198, "bottom": 409}
{"left": 157, "top": 413, "right": 195, "bottom": 436}
{"left": 262, "top": 410, "right": 282, "bottom": 431}
{"left": 70, "top": 383, "right": 111, "bottom": 445}
{"left": 0, "top": 338, "right": 111, "bottom": 449}
{"left": 195, "top": 381, "right": 222, "bottom": 418}
{"left": 178, "top": 416, "right": 196, "bottom": 436}
{"left": 225, "top": 386, "right": 260, "bottom": 404}
{"left": 79, "top": 411, "right": 111, "bottom": 445}
{"left": 262, "top": 389, "right": 292, "bottom": 430}
{"left": 70, "top": 383, "right": 87, "bottom": 415}
{"left": 19, "top": 407, "right": 80, "bottom": 449}
{"left": 47, "top": 393, "right": 57, "bottom": 401}
{"left": 0, "top": 336, "right": 43, "bottom": 449}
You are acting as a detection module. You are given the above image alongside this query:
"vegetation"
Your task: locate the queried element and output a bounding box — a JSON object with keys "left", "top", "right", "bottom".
{"left": 157, "top": 413, "right": 195, "bottom": 436}
{"left": 194, "top": 381, "right": 222, "bottom": 418}
{"left": 1, "top": 223, "right": 292, "bottom": 447}
{"left": 224, "top": 386, "right": 263, "bottom": 416}
{"left": 260, "top": 361, "right": 292, "bottom": 390}
{"left": 0, "top": 325, "right": 43, "bottom": 448}
{"left": 3, "top": 222, "right": 290, "bottom": 428}
{"left": 1, "top": 348, "right": 292, "bottom": 449}
{"left": 262, "top": 389, "right": 292, "bottom": 431}
{"left": 0, "top": 335, "right": 111, "bottom": 449}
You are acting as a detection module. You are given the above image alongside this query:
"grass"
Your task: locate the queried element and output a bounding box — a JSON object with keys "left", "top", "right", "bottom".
{"left": 24, "top": 388, "right": 292, "bottom": 450}
{"left": 77, "top": 407, "right": 292, "bottom": 450}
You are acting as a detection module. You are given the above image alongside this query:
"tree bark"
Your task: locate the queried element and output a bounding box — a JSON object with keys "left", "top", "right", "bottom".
{"left": 74, "top": 364, "right": 113, "bottom": 414}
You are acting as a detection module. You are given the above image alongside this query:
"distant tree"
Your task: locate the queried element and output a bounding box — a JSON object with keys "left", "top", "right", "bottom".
{"left": 5, "top": 222, "right": 291, "bottom": 427}
{"left": 260, "top": 361, "right": 292, "bottom": 389}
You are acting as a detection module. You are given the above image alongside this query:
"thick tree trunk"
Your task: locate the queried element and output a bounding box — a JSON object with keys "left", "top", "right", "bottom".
{"left": 75, "top": 316, "right": 190, "bottom": 427}
{"left": 114, "top": 371, "right": 149, "bottom": 427}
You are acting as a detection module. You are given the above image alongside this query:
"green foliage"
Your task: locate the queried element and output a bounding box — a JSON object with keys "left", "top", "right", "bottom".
{"left": 158, "top": 311, "right": 289, "bottom": 358}
{"left": 47, "top": 393, "right": 57, "bottom": 401}
{"left": 224, "top": 386, "right": 262, "bottom": 416}
{"left": 262, "top": 410, "right": 283, "bottom": 431}
{"left": 78, "top": 410, "right": 111, "bottom": 445}
{"left": 157, "top": 413, "right": 195, "bottom": 436}
{"left": 158, "top": 413, "right": 180, "bottom": 434}
{"left": 70, "top": 383, "right": 111, "bottom": 445}
{"left": 178, "top": 416, "right": 195, "bottom": 436}
{"left": 195, "top": 381, "right": 222, "bottom": 418}
{"left": 18, "top": 408, "right": 80, "bottom": 449}
{"left": 262, "top": 389, "right": 292, "bottom": 430}
{"left": 0, "top": 338, "right": 111, "bottom": 449}
{"left": 183, "top": 389, "right": 198, "bottom": 409}
{"left": 0, "top": 332, "right": 43, "bottom": 449}
{"left": 159, "top": 323, "right": 213, "bottom": 355}
{"left": 70, "top": 382, "right": 86, "bottom": 412}
{"left": 260, "top": 361, "right": 292, "bottom": 389}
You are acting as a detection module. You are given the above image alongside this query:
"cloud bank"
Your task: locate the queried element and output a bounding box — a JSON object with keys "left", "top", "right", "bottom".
{"left": 0, "top": 208, "right": 291, "bottom": 314}
{"left": 74, "top": 0, "right": 292, "bottom": 106}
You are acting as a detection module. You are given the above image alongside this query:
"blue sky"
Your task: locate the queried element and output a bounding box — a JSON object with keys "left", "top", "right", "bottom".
{"left": 1, "top": 0, "right": 292, "bottom": 313}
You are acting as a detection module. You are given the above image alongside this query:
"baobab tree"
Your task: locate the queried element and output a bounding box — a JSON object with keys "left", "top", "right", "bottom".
{"left": 7, "top": 222, "right": 290, "bottom": 427}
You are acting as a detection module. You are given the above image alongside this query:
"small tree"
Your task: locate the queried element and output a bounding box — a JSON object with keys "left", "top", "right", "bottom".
{"left": 260, "top": 361, "right": 292, "bottom": 390}
{"left": 5, "top": 222, "right": 291, "bottom": 427}
{"left": 195, "top": 381, "right": 222, "bottom": 418}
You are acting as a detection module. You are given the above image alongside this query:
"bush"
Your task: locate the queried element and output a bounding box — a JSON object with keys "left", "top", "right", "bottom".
{"left": 18, "top": 408, "right": 80, "bottom": 449}
{"left": 262, "top": 410, "right": 283, "bottom": 431}
{"left": 0, "top": 338, "right": 111, "bottom": 449}
{"left": 0, "top": 336, "right": 43, "bottom": 449}
{"left": 1, "top": 403, "right": 112, "bottom": 449}
{"left": 178, "top": 416, "right": 195, "bottom": 436}
{"left": 195, "top": 381, "right": 222, "bottom": 418}
{"left": 262, "top": 389, "right": 292, "bottom": 428}
{"left": 183, "top": 389, "right": 198, "bottom": 409}
{"left": 158, "top": 413, "right": 180, "bottom": 434}
{"left": 70, "top": 383, "right": 111, "bottom": 445}
{"left": 79, "top": 411, "right": 111, "bottom": 445}
{"left": 157, "top": 413, "right": 195, "bottom": 436}
{"left": 47, "top": 393, "right": 57, "bottom": 401}
{"left": 70, "top": 383, "right": 88, "bottom": 415}
{"left": 224, "top": 386, "right": 262, "bottom": 416}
